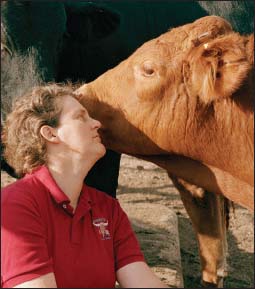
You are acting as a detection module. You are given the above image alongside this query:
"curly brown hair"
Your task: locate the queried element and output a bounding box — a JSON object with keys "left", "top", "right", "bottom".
{"left": 2, "top": 83, "right": 79, "bottom": 177}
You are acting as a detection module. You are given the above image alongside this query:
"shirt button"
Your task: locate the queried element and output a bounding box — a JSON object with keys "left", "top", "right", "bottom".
{"left": 63, "top": 204, "right": 67, "bottom": 209}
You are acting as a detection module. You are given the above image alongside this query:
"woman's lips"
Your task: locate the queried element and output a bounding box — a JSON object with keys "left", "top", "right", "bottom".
{"left": 94, "top": 135, "right": 102, "bottom": 142}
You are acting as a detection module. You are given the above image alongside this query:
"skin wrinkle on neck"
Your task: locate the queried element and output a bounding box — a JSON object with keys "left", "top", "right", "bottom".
{"left": 182, "top": 87, "right": 195, "bottom": 158}
{"left": 245, "top": 116, "right": 254, "bottom": 165}
{"left": 213, "top": 93, "right": 253, "bottom": 184}
{"left": 163, "top": 74, "right": 198, "bottom": 157}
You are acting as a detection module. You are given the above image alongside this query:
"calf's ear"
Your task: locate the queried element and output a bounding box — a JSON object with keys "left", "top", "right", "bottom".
{"left": 185, "top": 33, "right": 252, "bottom": 104}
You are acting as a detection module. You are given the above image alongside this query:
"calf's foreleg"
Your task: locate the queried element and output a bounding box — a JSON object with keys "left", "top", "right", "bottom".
{"left": 170, "top": 176, "right": 228, "bottom": 287}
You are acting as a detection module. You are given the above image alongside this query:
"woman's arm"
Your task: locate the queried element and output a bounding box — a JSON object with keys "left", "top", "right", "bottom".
{"left": 116, "top": 261, "right": 168, "bottom": 288}
{"left": 13, "top": 273, "right": 57, "bottom": 288}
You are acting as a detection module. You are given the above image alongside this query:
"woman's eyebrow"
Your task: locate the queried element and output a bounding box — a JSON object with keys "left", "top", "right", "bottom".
{"left": 72, "top": 108, "right": 87, "bottom": 117}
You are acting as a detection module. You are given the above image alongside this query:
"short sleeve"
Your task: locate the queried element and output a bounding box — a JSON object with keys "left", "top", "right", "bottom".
{"left": 1, "top": 190, "right": 53, "bottom": 288}
{"left": 112, "top": 200, "right": 145, "bottom": 271}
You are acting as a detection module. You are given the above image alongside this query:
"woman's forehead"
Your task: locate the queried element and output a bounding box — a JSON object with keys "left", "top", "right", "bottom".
{"left": 60, "top": 95, "right": 87, "bottom": 114}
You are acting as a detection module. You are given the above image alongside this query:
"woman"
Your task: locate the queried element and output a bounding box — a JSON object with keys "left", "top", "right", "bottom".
{"left": 1, "top": 84, "right": 168, "bottom": 288}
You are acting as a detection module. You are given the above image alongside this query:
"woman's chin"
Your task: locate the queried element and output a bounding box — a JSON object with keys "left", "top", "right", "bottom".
{"left": 97, "top": 144, "right": 107, "bottom": 158}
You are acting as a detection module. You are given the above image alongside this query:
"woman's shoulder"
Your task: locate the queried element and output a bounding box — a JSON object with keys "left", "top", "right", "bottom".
{"left": 1, "top": 173, "right": 48, "bottom": 205}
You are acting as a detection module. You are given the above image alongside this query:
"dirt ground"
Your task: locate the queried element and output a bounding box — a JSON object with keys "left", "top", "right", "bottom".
{"left": 1, "top": 154, "right": 254, "bottom": 288}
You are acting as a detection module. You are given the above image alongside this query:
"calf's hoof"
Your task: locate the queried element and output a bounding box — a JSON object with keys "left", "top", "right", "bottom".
{"left": 201, "top": 277, "right": 224, "bottom": 288}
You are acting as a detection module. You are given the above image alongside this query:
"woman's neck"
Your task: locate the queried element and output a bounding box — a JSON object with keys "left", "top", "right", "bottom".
{"left": 47, "top": 156, "right": 94, "bottom": 211}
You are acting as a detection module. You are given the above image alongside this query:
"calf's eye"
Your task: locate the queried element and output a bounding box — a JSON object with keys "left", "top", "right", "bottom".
{"left": 142, "top": 61, "right": 155, "bottom": 76}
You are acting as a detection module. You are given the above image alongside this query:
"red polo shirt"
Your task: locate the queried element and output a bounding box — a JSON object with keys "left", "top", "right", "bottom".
{"left": 1, "top": 165, "right": 144, "bottom": 288}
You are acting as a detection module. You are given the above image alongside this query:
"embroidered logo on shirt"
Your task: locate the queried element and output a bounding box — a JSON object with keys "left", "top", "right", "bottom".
{"left": 93, "top": 218, "right": 111, "bottom": 240}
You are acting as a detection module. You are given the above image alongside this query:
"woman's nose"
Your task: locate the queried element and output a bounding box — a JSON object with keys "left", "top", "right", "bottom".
{"left": 92, "top": 118, "right": 102, "bottom": 130}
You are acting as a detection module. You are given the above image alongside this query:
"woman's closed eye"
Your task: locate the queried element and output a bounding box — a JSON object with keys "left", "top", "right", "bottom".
{"left": 72, "top": 108, "right": 89, "bottom": 122}
{"left": 78, "top": 115, "right": 85, "bottom": 120}
{"left": 77, "top": 114, "right": 87, "bottom": 121}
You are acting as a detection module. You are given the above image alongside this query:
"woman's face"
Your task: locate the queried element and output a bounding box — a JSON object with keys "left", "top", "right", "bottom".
{"left": 55, "top": 95, "right": 106, "bottom": 160}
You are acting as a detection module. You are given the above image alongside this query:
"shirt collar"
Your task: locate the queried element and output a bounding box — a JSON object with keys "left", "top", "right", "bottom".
{"left": 27, "top": 165, "right": 95, "bottom": 216}
{"left": 31, "top": 165, "right": 70, "bottom": 204}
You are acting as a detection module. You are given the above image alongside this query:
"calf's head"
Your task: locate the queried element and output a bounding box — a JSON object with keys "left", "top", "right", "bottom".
{"left": 76, "top": 16, "right": 253, "bottom": 155}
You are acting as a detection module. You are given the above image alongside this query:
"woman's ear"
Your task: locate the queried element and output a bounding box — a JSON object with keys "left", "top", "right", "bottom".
{"left": 40, "top": 125, "right": 60, "bottom": 144}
